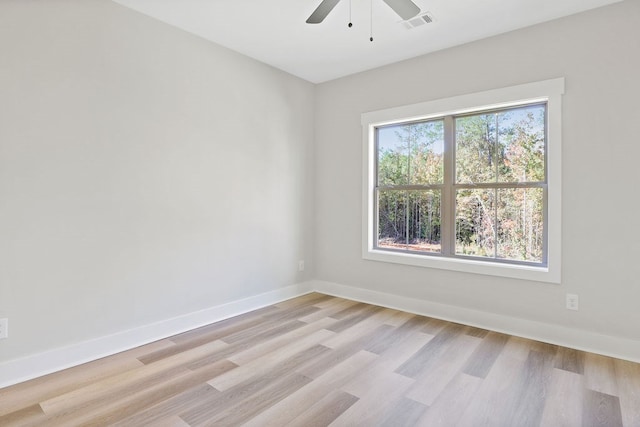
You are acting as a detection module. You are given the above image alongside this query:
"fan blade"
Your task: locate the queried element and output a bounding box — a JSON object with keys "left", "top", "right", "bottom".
{"left": 382, "top": 0, "right": 420, "bottom": 20}
{"left": 306, "top": 0, "right": 341, "bottom": 24}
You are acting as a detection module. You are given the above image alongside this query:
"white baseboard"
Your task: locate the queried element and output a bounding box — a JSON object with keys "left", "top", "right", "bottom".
{"left": 0, "top": 282, "right": 314, "bottom": 389}
{"left": 3, "top": 279, "right": 639, "bottom": 389}
{"left": 309, "top": 280, "right": 640, "bottom": 364}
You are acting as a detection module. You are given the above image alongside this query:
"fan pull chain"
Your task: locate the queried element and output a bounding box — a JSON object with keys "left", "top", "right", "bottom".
{"left": 348, "top": 0, "right": 353, "bottom": 27}
{"left": 370, "top": 0, "right": 374, "bottom": 41}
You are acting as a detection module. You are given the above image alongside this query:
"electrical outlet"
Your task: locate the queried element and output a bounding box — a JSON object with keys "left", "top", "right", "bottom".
{"left": 0, "top": 318, "right": 8, "bottom": 339}
{"left": 298, "top": 260, "right": 305, "bottom": 272}
{"left": 566, "top": 294, "right": 579, "bottom": 311}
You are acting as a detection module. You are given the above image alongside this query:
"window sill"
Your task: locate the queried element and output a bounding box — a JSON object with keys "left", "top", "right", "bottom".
{"left": 363, "top": 249, "right": 560, "bottom": 284}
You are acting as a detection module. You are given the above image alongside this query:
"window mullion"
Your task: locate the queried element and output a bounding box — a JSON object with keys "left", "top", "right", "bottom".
{"left": 494, "top": 188, "right": 498, "bottom": 259}
{"left": 405, "top": 130, "right": 410, "bottom": 249}
{"left": 442, "top": 115, "right": 455, "bottom": 256}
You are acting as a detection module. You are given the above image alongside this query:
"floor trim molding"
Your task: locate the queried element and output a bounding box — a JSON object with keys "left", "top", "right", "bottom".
{"left": 0, "top": 282, "right": 314, "bottom": 389}
{"left": 310, "top": 279, "right": 640, "bottom": 364}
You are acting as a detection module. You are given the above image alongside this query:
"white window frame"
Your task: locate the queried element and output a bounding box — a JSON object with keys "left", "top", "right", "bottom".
{"left": 362, "top": 78, "right": 564, "bottom": 284}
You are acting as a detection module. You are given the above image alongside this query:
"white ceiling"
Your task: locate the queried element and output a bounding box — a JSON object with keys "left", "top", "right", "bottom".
{"left": 112, "top": 0, "right": 623, "bottom": 83}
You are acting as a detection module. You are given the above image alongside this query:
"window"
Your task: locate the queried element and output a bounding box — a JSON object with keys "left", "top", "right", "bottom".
{"left": 362, "top": 79, "right": 564, "bottom": 283}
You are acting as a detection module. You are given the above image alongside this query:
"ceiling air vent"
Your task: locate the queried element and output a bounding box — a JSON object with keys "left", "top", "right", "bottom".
{"left": 402, "top": 12, "right": 435, "bottom": 29}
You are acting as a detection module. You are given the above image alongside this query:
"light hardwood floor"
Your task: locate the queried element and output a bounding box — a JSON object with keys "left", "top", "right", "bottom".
{"left": 1, "top": 293, "right": 639, "bottom": 426}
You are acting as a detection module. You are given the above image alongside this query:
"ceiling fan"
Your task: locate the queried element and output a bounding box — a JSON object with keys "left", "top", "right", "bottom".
{"left": 306, "top": 0, "right": 421, "bottom": 24}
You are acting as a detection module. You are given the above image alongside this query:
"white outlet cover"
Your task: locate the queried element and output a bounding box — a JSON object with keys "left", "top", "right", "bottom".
{"left": 566, "top": 294, "right": 579, "bottom": 311}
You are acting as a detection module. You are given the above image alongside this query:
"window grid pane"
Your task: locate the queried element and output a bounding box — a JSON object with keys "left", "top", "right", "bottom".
{"left": 377, "top": 120, "right": 444, "bottom": 186}
{"left": 496, "top": 188, "right": 544, "bottom": 262}
{"left": 455, "top": 113, "right": 497, "bottom": 184}
{"left": 455, "top": 188, "right": 496, "bottom": 258}
{"left": 455, "top": 104, "right": 546, "bottom": 185}
{"left": 496, "top": 105, "right": 546, "bottom": 184}
{"left": 377, "top": 189, "right": 441, "bottom": 253}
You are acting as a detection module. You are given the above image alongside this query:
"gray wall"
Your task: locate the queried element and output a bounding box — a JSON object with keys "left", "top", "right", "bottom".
{"left": 0, "top": 0, "right": 315, "bottom": 363}
{"left": 314, "top": 1, "right": 640, "bottom": 342}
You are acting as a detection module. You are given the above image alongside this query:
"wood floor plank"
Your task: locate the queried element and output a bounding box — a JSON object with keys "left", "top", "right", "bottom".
{"left": 0, "top": 340, "right": 174, "bottom": 417}
{"left": 111, "top": 383, "right": 219, "bottom": 427}
{"left": 260, "top": 304, "right": 322, "bottom": 324}
{"left": 555, "top": 346, "right": 585, "bottom": 375}
{"left": 296, "top": 324, "right": 402, "bottom": 380}
{"left": 167, "top": 305, "right": 278, "bottom": 345}
{"left": 207, "top": 328, "right": 334, "bottom": 391}
{"left": 150, "top": 415, "right": 191, "bottom": 427}
{"left": 395, "top": 322, "right": 467, "bottom": 378}
{"left": 382, "top": 309, "right": 415, "bottom": 327}
{"left": 376, "top": 396, "right": 428, "bottom": 427}
{"left": 365, "top": 315, "right": 435, "bottom": 357}
{"left": 140, "top": 318, "right": 265, "bottom": 364}
{"left": 178, "top": 317, "right": 310, "bottom": 371}
{"left": 539, "top": 368, "right": 584, "bottom": 427}
{"left": 456, "top": 346, "right": 529, "bottom": 427}
{"left": 405, "top": 333, "right": 481, "bottom": 406}
{"left": 305, "top": 294, "right": 342, "bottom": 309}
{"left": 123, "top": 339, "right": 180, "bottom": 359}
{"left": 297, "top": 298, "right": 360, "bottom": 323}
{"left": 342, "top": 331, "right": 432, "bottom": 398}
{"left": 331, "top": 369, "right": 414, "bottom": 427}
{"left": 41, "top": 359, "right": 236, "bottom": 426}
{"left": 363, "top": 324, "right": 402, "bottom": 354}
{"left": 286, "top": 389, "right": 359, "bottom": 427}
{"left": 583, "top": 389, "right": 624, "bottom": 427}
{"left": 0, "top": 356, "right": 143, "bottom": 418}
{"left": 0, "top": 404, "right": 47, "bottom": 427}
{"left": 39, "top": 340, "right": 229, "bottom": 417}
{"left": 419, "top": 317, "right": 449, "bottom": 335}
{"left": 241, "top": 350, "right": 379, "bottom": 427}
{"left": 466, "top": 326, "right": 490, "bottom": 338}
{"left": 325, "top": 304, "right": 385, "bottom": 333}
{"left": 462, "top": 330, "right": 510, "bottom": 378}
{"left": 181, "top": 345, "right": 327, "bottom": 425}
{"left": 374, "top": 330, "right": 436, "bottom": 371}
{"left": 274, "top": 292, "right": 333, "bottom": 309}
{"left": 328, "top": 302, "right": 369, "bottom": 320}
{"left": 501, "top": 335, "right": 536, "bottom": 362}
{"left": 196, "top": 372, "right": 313, "bottom": 427}
{"left": 359, "top": 319, "right": 401, "bottom": 351}
{"left": 329, "top": 331, "right": 432, "bottom": 426}
{"left": 501, "top": 348, "right": 558, "bottom": 427}
{"left": 229, "top": 316, "right": 337, "bottom": 365}
{"left": 585, "top": 352, "right": 620, "bottom": 396}
{"left": 614, "top": 358, "right": 640, "bottom": 426}
{"left": 322, "top": 307, "right": 397, "bottom": 349}
{"left": 2, "top": 294, "right": 640, "bottom": 426}
{"left": 416, "top": 372, "right": 483, "bottom": 426}
{"left": 395, "top": 314, "right": 434, "bottom": 333}
{"left": 220, "top": 317, "right": 309, "bottom": 345}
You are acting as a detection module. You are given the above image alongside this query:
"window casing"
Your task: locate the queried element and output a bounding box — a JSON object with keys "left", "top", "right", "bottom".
{"left": 362, "top": 79, "right": 564, "bottom": 283}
